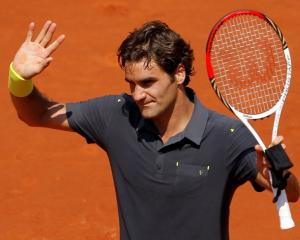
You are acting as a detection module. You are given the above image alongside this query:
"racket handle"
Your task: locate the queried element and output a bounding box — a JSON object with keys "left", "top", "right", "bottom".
{"left": 273, "top": 187, "right": 295, "bottom": 229}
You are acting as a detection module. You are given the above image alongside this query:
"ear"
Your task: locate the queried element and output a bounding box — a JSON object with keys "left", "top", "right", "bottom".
{"left": 174, "top": 64, "right": 186, "bottom": 84}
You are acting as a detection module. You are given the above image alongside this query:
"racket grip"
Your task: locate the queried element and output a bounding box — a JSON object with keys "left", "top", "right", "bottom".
{"left": 274, "top": 188, "right": 295, "bottom": 229}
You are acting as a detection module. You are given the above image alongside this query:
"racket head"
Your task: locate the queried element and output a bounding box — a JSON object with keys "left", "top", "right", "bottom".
{"left": 206, "top": 10, "right": 292, "bottom": 120}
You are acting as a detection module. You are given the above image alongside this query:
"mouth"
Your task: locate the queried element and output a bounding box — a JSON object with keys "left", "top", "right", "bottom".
{"left": 138, "top": 101, "right": 154, "bottom": 109}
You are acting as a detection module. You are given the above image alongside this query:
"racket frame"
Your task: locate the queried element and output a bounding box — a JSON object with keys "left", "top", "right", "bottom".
{"left": 205, "top": 10, "right": 294, "bottom": 229}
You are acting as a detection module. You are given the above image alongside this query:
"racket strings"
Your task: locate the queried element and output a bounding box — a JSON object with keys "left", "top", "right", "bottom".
{"left": 210, "top": 15, "right": 286, "bottom": 115}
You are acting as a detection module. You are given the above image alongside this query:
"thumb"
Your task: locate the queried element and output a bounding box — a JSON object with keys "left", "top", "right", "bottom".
{"left": 255, "top": 144, "right": 271, "bottom": 169}
{"left": 255, "top": 144, "right": 264, "bottom": 158}
{"left": 255, "top": 144, "right": 268, "bottom": 167}
{"left": 44, "top": 57, "right": 53, "bottom": 66}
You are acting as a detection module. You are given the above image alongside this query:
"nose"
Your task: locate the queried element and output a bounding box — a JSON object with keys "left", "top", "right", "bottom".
{"left": 132, "top": 85, "right": 146, "bottom": 102}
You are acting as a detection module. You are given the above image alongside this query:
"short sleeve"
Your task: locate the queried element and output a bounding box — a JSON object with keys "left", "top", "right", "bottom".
{"left": 227, "top": 124, "right": 257, "bottom": 161}
{"left": 227, "top": 124, "right": 264, "bottom": 191}
{"left": 66, "top": 95, "right": 119, "bottom": 148}
{"left": 232, "top": 150, "right": 265, "bottom": 191}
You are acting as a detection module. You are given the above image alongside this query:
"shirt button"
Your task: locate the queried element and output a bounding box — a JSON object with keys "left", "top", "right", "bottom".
{"left": 156, "top": 164, "right": 162, "bottom": 170}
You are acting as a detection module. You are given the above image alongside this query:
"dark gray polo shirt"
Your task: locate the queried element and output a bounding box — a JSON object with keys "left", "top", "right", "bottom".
{"left": 66, "top": 90, "right": 260, "bottom": 240}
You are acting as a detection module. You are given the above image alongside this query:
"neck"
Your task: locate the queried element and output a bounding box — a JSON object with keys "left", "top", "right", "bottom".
{"left": 154, "top": 88, "right": 194, "bottom": 143}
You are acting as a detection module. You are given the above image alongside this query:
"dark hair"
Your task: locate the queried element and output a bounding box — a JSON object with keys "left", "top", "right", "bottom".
{"left": 117, "top": 20, "right": 194, "bottom": 86}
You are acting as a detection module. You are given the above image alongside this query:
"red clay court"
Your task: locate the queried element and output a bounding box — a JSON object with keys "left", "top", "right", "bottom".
{"left": 0, "top": 0, "right": 299, "bottom": 239}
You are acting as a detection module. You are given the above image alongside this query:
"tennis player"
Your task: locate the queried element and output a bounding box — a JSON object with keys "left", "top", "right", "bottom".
{"left": 9, "top": 20, "right": 299, "bottom": 240}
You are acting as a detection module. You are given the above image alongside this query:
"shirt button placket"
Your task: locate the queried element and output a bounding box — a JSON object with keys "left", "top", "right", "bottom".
{"left": 155, "top": 154, "right": 164, "bottom": 174}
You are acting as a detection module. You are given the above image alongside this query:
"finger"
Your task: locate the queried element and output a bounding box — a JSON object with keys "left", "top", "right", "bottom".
{"left": 44, "top": 34, "right": 65, "bottom": 56}
{"left": 263, "top": 158, "right": 272, "bottom": 168}
{"left": 270, "top": 135, "right": 284, "bottom": 147}
{"left": 263, "top": 168, "right": 270, "bottom": 178}
{"left": 281, "top": 143, "right": 286, "bottom": 149}
{"left": 25, "top": 22, "right": 35, "bottom": 42}
{"left": 45, "top": 57, "right": 53, "bottom": 64}
{"left": 255, "top": 144, "right": 271, "bottom": 167}
{"left": 40, "top": 23, "right": 57, "bottom": 47}
{"left": 255, "top": 144, "right": 264, "bottom": 153}
{"left": 255, "top": 144, "right": 265, "bottom": 161}
{"left": 42, "top": 57, "right": 53, "bottom": 68}
{"left": 34, "top": 20, "right": 52, "bottom": 43}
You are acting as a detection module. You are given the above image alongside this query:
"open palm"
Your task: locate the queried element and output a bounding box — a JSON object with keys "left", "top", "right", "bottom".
{"left": 13, "top": 21, "right": 65, "bottom": 79}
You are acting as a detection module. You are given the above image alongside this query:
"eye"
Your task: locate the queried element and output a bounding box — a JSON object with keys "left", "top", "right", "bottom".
{"left": 141, "top": 79, "right": 154, "bottom": 88}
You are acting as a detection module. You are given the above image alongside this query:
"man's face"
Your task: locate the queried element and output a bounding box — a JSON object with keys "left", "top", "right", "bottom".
{"left": 124, "top": 59, "right": 179, "bottom": 120}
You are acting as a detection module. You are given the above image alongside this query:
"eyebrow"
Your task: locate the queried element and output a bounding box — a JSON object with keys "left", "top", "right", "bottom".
{"left": 125, "top": 77, "right": 157, "bottom": 83}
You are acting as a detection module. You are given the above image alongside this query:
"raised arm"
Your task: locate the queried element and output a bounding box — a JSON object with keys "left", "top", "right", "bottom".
{"left": 9, "top": 21, "right": 72, "bottom": 131}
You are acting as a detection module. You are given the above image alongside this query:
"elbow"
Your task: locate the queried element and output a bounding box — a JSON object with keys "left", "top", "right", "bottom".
{"left": 287, "top": 191, "right": 299, "bottom": 202}
{"left": 287, "top": 188, "right": 300, "bottom": 203}
{"left": 288, "top": 196, "right": 299, "bottom": 203}
{"left": 286, "top": 174, "right": 300, "bottom": 203}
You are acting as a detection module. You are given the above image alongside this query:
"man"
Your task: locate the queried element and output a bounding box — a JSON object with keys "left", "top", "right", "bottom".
{"left": 9, "top": 20, "right": 299, "bottom": 240}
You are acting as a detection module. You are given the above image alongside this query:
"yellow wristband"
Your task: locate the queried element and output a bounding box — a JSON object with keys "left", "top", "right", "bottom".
{"left": 8, "top": 63, "right": 33, "bottom": 97}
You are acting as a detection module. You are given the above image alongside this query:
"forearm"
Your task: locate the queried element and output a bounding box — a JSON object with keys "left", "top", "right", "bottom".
{"left": 8, "top": 21, "right": 70, "bottom": 131}
{"left": 10, "top": 86, "right": 56, "bottom": 126}
{"left": 255, "top": 171, "right": 299, "bottom": 202}
{"left": 285, "top": 172, "right": 299, "bottom": 202}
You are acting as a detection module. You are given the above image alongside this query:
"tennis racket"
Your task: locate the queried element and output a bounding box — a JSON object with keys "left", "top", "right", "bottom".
{"left": 205, "top": 10, "right": 294, "bottom": 229}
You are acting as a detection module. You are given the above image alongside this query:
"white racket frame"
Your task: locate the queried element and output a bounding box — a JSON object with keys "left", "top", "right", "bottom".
{"left": 227, "top": 48, "right": 294, "bottom": 229}
{"left": 206, "top": 10, "right": 295, "bottom": 230}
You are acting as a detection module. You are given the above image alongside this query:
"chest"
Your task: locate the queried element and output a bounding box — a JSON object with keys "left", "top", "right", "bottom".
{"left": 107, "top": 126, "right": 230, "bottom": 197}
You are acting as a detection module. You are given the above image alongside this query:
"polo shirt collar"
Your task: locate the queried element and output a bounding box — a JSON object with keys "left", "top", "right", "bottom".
{"left": 136, "top": 117, "right": 159, "bottom": 135}
{"left": 184, "top": 94, "right": 208, "bottom": 145}
{"left": 136, "top": 89, "right": 209, "bottom": 146}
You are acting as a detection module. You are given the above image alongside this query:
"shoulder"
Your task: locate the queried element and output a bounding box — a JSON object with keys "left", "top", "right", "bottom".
{"left": 65, "top": 94, "right": 141, "bottom": 145}
{"left": 205, "top": 108, "right": 256, "bottom": 147}
{"left": 206, "top": 109, "right": 243, "bottom": 135}
{"left": 66, "top": 93, "right": 138, "bottom": 115}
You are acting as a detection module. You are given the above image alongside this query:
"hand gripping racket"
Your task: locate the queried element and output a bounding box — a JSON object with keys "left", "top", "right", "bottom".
{"left": 205, "top": 10, "right": 294, "bottom": 229}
